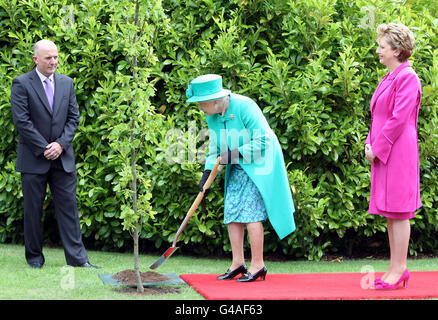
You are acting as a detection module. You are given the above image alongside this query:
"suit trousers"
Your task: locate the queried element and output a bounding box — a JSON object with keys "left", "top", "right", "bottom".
{"left": 21, "top": 159, "right": 88, "bottom": 266}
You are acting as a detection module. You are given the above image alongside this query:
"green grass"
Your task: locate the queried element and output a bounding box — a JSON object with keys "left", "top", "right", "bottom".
{"left": 1, "top": 243, "right": 437, "bottom": 300}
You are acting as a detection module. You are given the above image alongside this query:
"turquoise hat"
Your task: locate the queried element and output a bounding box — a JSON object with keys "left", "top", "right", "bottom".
{"left": 186, "top": 74, "right": 231, "bottom": 103}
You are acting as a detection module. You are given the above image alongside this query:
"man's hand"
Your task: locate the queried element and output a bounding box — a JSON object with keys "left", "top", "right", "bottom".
{"left": 44, "top": 142, "right": 63, "bottom": 160}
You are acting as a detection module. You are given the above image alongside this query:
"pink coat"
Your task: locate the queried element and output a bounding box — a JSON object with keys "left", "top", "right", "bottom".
{"left": 366, "top": 61, "right": 422, "bottom": 212}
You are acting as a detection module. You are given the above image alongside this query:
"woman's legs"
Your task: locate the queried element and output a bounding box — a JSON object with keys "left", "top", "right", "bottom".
{"left": 227, "top": 222, "right": 245, "bottom": 270}
{"left": 246, "top": 222, "right": 265, "bottom": 274}
{"left": 381, "top": 218, "right": 394, "bottom": 281}
{"left": 382, "top": 218, "right": 410, "bottom": 284}
{"left": 227, "top": 221, "right": 265, "bottom": 273}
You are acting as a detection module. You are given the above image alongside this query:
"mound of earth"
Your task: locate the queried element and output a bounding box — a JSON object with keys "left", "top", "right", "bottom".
{"left": 112, "top": 270, "right": 170, "bottom": 285}
{"left": 112, "top": 270, "right": 181, "bottom": 296}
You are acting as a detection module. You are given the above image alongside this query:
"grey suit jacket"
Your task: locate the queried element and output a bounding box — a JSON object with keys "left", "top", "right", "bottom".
{"left": 11, "top": 69, "right": 80, "bottom": 174}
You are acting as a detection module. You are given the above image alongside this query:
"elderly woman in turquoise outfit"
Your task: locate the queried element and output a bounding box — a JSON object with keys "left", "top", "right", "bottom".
{"left": 186, "top": 74, "right": 296, "bottom": 282}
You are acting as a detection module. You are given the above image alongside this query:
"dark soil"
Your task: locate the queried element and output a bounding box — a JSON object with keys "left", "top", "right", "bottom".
{"left": 112, "top": 269, "right": 170, "bottom": 286}
{"left": 112, "top": 270, "right": 181, "bottom": 296}
{"left": 116, "top": 286, "right": 181, "bottom": 296}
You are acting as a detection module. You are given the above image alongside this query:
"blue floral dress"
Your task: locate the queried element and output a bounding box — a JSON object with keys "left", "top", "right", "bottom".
{"left": 224, "top": 164, "right": 267, "bottom": 224}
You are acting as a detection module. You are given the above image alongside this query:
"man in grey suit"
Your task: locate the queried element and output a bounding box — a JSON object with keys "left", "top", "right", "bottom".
{"left": 11, "top": 40, "right": 100, "bottom": 269}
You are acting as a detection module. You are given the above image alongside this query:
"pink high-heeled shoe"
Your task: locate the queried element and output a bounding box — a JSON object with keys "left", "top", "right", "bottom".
{"left": 375, "top": 269, "right": 410, "bottom": 290}
{"left": 374, "top": 277, "right": 383, "bottom": 287}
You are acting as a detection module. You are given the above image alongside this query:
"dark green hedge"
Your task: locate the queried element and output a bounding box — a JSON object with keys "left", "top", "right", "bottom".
{"left": 1, "top": 0, "right": 437, "bottom": 260}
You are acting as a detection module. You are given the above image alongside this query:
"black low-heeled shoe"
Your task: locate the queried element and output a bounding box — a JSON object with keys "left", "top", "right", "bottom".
{"left": 236, "top": 266, "right": 267, "bottom": 282}
{"left": 217, "top": 264, "right": 248, "bottom": 280}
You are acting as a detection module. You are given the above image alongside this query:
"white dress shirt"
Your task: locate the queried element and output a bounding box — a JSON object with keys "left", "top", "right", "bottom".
{"left": 35, "top": 68, "right": 55, "bottom": 94}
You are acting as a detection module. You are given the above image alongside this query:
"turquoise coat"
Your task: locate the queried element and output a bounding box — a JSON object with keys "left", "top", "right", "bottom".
{"left": 204, "top": 93, "right": 296, "bottom": 239}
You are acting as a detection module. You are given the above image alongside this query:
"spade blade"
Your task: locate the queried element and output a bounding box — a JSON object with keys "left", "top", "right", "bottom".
{"left": 149, "top": 246, "right": 179, "bottom": 269}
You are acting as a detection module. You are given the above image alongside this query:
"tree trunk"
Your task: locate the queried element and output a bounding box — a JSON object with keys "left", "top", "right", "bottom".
{"left": 133, "top": 221, "right": 143, "bottom": 293}
{"left": 131, "top": 147, "right": 143, "bottom": 292}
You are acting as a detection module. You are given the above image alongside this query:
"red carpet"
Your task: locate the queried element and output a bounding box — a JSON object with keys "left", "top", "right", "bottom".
{"left": 180, "top": 271, "right": 438, "bottom": 300}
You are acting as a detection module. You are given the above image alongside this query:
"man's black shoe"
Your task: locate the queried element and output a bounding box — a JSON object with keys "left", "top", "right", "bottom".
{"left": 75, "top": 262, "right": 102, "bottom": 269}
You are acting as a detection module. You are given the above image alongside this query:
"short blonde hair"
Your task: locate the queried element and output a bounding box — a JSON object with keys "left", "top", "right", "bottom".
{"left": 377, "top": 23, "right": 415, "bottom": 62}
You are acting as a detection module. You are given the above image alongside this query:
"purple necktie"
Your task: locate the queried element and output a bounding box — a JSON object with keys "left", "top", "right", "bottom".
{"left": 44, "top": 78, "right": 54, "bottom": 111}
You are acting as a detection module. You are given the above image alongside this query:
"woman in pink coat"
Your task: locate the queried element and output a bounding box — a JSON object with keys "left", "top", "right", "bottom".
{"left": 365, "top": 23, "right": 421, "bottom": 290}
